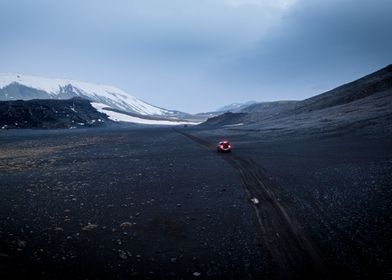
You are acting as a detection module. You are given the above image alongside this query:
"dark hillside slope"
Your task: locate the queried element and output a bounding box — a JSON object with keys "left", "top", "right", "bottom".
{"left": 0, "top": 98, "right": 111, "bottom": 129}
{"left": 295, "top": 64, "right": 392, "bottom": 113}
{"left": 201, "top": 65, "right": 392, "bottom": 138}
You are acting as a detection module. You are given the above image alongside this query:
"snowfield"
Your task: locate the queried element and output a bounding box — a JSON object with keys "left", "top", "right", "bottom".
{"left": 91, "top": 103, "right": 199, "bottom": 126}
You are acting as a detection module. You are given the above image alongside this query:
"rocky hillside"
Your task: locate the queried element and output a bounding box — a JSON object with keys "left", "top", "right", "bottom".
{"left": 0, "top": 98, "right": 111, "bottom": 129}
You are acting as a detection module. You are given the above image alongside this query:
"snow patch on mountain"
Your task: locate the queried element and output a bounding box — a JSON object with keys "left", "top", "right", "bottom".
{"left": 91, "top": 103, "right": 199, "bottom": 126}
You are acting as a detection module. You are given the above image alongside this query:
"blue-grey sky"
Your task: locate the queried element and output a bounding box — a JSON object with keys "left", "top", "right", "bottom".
{"left": 1, "top": 0, "right": 391, "bottom": 113}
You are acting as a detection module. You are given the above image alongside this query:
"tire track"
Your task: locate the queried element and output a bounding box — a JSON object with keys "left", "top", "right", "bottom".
{"left": 175, "top": 129, "right": 327, "bottom": 279}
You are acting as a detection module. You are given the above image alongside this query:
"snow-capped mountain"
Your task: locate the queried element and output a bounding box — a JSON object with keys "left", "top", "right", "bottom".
{"left": 216, "top": 101, "right": 257, "bottom": 113}
{"left": 0, "top": 73, "right": 173, "bottom": 116}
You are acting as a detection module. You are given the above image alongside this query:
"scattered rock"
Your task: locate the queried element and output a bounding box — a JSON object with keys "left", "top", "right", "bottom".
{"left": 250, "top": 198, "right": 259, "bottom": 205}
{"left": 193, "top": 272, "right": 201, "bottom": 277}
{"left": 82, "top": 223, "right": 98, "bottom": 231}
{"left": 120, "top": 222, "right": 133, "bottom": 230}
{"left": 17, "top": 239, "right": 27, "bottom": 248}
{"left": 118, "top": 250, "right": 128, "bottom": 260}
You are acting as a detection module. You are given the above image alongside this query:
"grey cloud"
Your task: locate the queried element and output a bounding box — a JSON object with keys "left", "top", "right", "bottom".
{"left": 215, "top": 0, "right": 392, "bottom": 100}
{"left": 0, "top": 0, "right": 391, "bottom": 112}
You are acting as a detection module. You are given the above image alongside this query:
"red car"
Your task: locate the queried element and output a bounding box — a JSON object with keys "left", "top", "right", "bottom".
{"left": 216, "top": 140, "right": 232, "bottom": 153}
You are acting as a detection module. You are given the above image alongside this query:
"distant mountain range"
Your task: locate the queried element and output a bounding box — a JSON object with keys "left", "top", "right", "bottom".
{"left": 1, "top": 65, "right": 391, "bottom": 131}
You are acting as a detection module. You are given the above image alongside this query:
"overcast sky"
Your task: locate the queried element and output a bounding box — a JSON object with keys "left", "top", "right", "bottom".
{"left": 1, "top": 0, "right": 391, "bottom": 113}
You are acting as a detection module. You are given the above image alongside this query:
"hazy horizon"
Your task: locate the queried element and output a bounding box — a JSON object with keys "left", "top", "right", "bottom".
{"left": 1, "top": 0, "right": 391, "bottom": 113}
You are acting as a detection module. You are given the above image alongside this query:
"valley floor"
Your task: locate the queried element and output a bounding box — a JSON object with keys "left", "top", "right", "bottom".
{"left": 0, "top": 127, "right": 390, "bottom": 279}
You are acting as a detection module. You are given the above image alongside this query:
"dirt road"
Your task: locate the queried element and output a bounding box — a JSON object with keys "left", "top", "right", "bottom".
{"left": 176, "top": 129, "right": 327, "bottom": 279}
